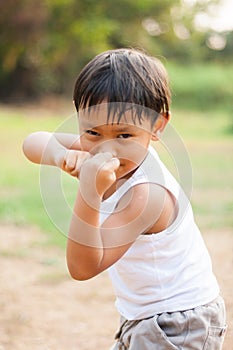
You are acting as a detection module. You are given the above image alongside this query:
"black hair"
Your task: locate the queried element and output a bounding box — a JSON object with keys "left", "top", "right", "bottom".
{"left": 73, "top": 48, "right": 171, "bottom": 126}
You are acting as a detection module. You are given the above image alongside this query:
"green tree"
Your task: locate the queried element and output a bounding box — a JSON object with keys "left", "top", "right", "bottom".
{"left": 0, "top": 0, "right": 47, "bottom": 99}
{"left": 0, "top": 0, "right": 180, "bottom": 99}
{"left": 1, "top": 0, "right": 229, "bottom": 101}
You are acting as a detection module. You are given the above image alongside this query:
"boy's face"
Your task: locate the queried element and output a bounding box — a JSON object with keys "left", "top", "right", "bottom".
{"left": 78, "top": 104, "right": 154, "bottom": 180}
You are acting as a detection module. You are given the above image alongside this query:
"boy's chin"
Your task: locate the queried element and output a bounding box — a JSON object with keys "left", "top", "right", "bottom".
{"left": 116, "top": 163, "right": 139, "bottom": 180}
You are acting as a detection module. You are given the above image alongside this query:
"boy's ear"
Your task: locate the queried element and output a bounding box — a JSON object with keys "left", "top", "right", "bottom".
{"left": 151, "top": 112, "right": 171, "bottom": 141}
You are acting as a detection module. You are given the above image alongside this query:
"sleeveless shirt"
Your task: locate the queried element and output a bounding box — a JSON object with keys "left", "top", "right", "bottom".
{"left": 100, "top": 146, "right": 219, "bottom": 320}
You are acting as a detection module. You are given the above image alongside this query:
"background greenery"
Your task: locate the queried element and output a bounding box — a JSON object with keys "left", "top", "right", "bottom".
{"left": 0, "top": 0, "right": 232, "bottom": 247}
{"left": 0, "top": 92, "right": 232, "bottom": 248}
{"left": 0, "top": 0, "right": 232, "bottom": 100}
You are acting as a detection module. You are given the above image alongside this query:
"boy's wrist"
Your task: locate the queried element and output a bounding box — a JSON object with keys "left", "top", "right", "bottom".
{"left": 79, "top": 178, "right": 102, "bottom": 210}
{"left": 54, "top": 147, "right": 67, "bottom": 168}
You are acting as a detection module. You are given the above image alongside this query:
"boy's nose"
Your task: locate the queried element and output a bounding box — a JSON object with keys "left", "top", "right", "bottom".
{"left": 94, "top": 140, "right": 118, "bottom": 157}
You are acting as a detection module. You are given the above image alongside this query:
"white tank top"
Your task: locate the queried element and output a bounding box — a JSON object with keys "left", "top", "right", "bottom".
{"left": 100, "top": 147, "right": 219, "bottom": 320}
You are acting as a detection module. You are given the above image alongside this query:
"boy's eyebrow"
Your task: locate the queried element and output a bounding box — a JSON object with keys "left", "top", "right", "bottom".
{"left": 113, "top": 125, "right": 135, "bottom": 132}
{"left": 79, "top": 119, "right": 137, "bottom": 131}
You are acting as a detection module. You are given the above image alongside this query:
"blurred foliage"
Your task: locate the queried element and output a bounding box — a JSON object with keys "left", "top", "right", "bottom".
{"left": 0, "top": 0, "right": 232, "bottom": 101}
{"left": 1, "top": 108, "right": 232, "bottom": 236}
{"left": 167, "top": 62, "right": 233, "bottom": 113}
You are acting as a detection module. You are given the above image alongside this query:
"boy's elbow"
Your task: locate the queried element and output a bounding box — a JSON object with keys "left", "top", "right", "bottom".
{"left": 22, "top": 133, "right": 39, "bottom": 163}
{"left": 67, "top": 262, "right": 97, "bottom": 281}
{"left": 23, "top": 131, "right": 49, "bottom": 164}
{"left": 22, "top": 136, "right": 31, "bottom": 159}
{"left": 69, "top": 271, "right": 92, "bottom": 281}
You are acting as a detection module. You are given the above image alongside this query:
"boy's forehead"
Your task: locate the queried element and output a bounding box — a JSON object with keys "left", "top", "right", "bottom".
{"left": 78, "top": 102, "right": 157, "bottom": 130}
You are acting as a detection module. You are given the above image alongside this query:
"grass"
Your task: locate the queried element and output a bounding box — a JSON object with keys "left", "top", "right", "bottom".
{"left": 166, "top": 62, "right": 233, "bottom": 113}
{"left": 157, "top": 108, "right": 233, "bottom": 230}
{"left": 0, "top": 97, "right": 232, "bottom": 248}
{"left": 0, "top": 106, "right": 70, "bottom": 247}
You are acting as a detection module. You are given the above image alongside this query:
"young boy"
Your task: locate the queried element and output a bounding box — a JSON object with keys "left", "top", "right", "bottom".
{"left": 23, "top": 48, "right": 227, "bottom": 349}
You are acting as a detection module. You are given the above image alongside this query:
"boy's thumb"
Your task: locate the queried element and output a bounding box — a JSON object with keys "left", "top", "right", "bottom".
{"left": 110, "top": 157, "right": 120, "bottom": 168}
{"left": 103, "top": 157, "right": 120, "bottom": 171}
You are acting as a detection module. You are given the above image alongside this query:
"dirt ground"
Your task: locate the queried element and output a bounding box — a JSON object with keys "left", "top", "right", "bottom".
{"left": 0, "top": 224, "right": 232, "bottom": 350}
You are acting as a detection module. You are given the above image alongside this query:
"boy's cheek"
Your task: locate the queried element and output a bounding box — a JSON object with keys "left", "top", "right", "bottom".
{"left": 115, "top": 160, "right": 137, "bottom": 177}
{"left": 117, "top": 142, "right": 148, "bottom": 165}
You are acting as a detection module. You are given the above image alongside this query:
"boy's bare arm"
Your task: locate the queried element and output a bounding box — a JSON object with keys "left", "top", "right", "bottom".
{"left": 22, "top": 132, "right": 90, "bottom": 176}
{"left": 66, "top": 153, "right": 175, "bottom": 280}
{"left": 23, "top": 132, "right": 81, "bottom": 164}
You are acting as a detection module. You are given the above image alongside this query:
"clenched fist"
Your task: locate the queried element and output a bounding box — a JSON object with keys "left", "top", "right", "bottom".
{"left": 57, "top": 149, "right": 91, "bottom": 177}
{"left": 77, "top": 152, "right": 120, "bottom": 208}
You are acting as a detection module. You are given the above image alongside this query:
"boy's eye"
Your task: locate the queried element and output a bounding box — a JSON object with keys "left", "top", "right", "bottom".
{"left": 85, "top": 129, "right": 100, "bottom": 136}
{"left": 117, "top": 134, "right": 132, "bottom": 139}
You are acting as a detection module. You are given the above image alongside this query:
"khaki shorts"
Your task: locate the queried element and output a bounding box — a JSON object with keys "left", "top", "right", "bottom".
{"left": 110, "top": 296, "right": 227, "bottom": 350}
